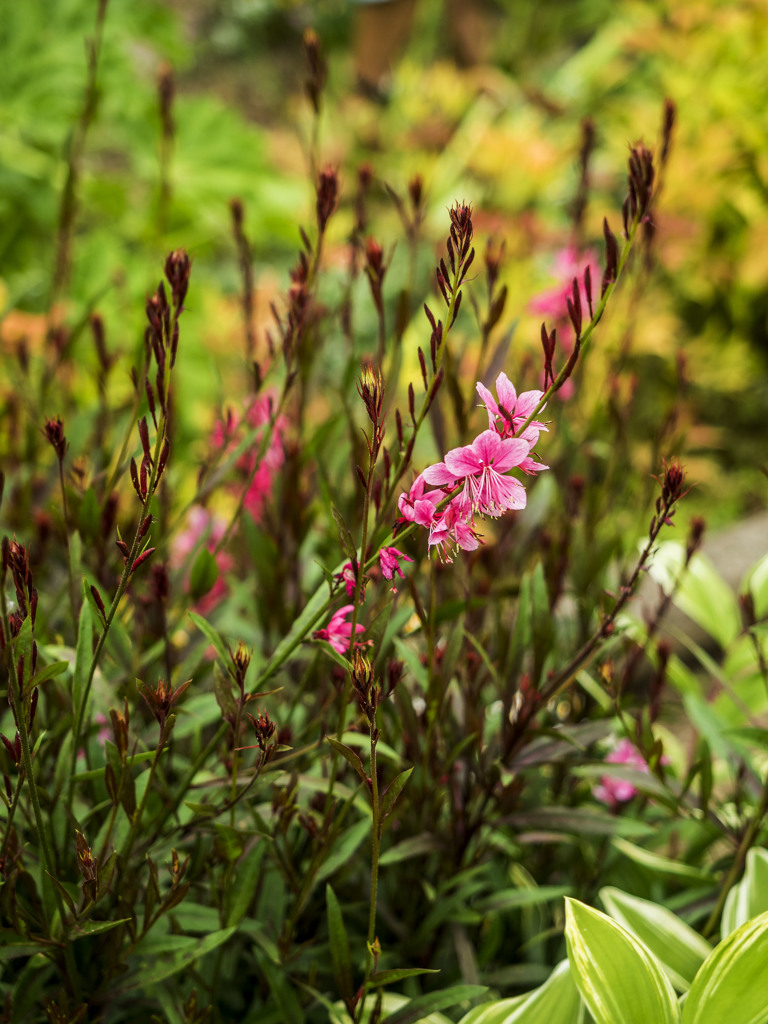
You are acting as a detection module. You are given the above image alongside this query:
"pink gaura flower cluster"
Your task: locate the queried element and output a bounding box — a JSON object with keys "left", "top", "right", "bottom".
{"left": 210, "top": 393, "right": 286, "bottom": 523}
{"left": 397, "top": 373, "right": 548, "bottom": 560}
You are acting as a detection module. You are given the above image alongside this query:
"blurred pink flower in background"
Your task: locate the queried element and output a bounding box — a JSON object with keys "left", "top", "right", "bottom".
{"left": 210, "top": 393, "right": 286, "bottom": 523}
{"left": 529, "top": 246, "right": 600, "bottom": 398}
{"left": 594, "top": 738, "right": 650, "bottom": 808}
{"left": 171, "top": 505, "right": 233, "bottom": 613}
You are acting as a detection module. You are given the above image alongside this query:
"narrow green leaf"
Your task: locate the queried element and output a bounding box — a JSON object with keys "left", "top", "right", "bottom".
{"left": 187, "top": 610, "right": 230, "bottom": 664}
{"left": 184, "top": 801, "right": 217, "bottom": 818}
{"left": 316, "top": 819, "right": 371, "bottom": 885}
{"left": 341, "top": 731, "right": 403, "bottom": 765}
{"left": 474, "top": 885, "right": 572, "bottom": 913}
{"left": 327, "top": 736, "right": 369, "bottom": 783}
{"left": 72, "top": 601, "right": 93, "bottom": 723}
{"left": 326, "top": 884, "right": 354, "bottom": 1001}
{"left": 71, "top": 749, "right": 158, "bottom": 782}
{"left": 228, "top": 841, "right": 266, "bottom": 927}
{"left": 505, "top": 572, "right": 532, "bottom": 678}
{"left": 47, "top": 874, "right": 77, "bottom": 918}
{"left": 380, "top": 767, "right": 414, "bottom": 822}
{"left": 368, "top": 968, "right": 439, "bottom": 988}
{"left": 612, "top": 837, "right": 712, "bottom": 881}
{"left": 116, "top": 927, "right": 236, "bottom": 993}
{"left": 381, "top": 985, "right": 487, "bottom": 1024}
{"left": 0, "top": 942, "right": 51, "bottom": 961}
{"left": 379, "top": 833, "right": 440, "bottom": 867}
{"left": 70, "top": 530, "right": 82, "bottom": 581}
{"left": 600, "top": 886, "right": 711, "bottom": 991}
{"left": 393, "top": 637, "right": 429, "bottom": 689}
{"left": 530, "top": 561, "right": 553, "bottom": 685}
{"left": 257, "top": 948, "right": 305, "bottom": 1024}
{"left": 214, "top": 823, "right": 245, "bottom": 862}
{"left": 30, "top": 660, "right": 68, "bottom": 688}
{"left": 565, "top": 898, "right": 680, "bottom": 1024}
{"left": 69, "top": 918, "right": 131, "bottom": 940}
{"left": 683, "top": 909, "right": 768, "bottom": 1024}
{"left": 316, "top": 638, "right": 353, "bottom": 669}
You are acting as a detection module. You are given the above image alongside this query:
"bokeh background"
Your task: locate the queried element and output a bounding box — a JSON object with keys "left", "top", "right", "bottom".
{"left": 2, "top": 0, "right": 767, "bottom": 527}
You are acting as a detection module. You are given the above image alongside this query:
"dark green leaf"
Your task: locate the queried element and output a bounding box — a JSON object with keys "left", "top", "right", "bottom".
{"left": 368, "top": 968, "right": 439, "bottom": 987}
{"left": 316, "top": 819, "right": 372, "bottom": 885}
{"left": 228, "top": 842, "right": 266, "bottom": 927}
{"left": 381, "top": 984, "right": 487, "bottom": 1024}
{"left": 326, "top": 884, "right": 354, "bottom": 1001}
{"left": 116, "top": 927, "right": 237, "bottom": 993}
{"left": 379, "top": 767, "right": 413, "bottom": 823}
{"left": 188, "top": 610, "right": 230, "bottom": 664}
{"left": 30, "top": 660, "right": 69, "bottom": 688}
{"left": 69, "top": 918, "right": 131, "bottom": 940}
{"left": 72, "top": 601, "right": 93, "bottom": 724}
{"left": 327, "top": 736, "right": 369, "bottom": 783}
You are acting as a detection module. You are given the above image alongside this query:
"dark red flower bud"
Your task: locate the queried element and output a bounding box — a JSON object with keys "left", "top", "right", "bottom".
{"left": 130, "top": 547, "right": 156, "bottom": 573}
{"left": 164, "top": 249, "right": 191, "bottom": 310}
{"left": 43, "top": 417, "right": 68, "bottom": 461}
{"left": 316, "top": 165, "right": 339, "bottom": 234}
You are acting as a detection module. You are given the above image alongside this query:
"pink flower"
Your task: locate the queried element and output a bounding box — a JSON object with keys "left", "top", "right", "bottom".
{"left": 476, "top": 372, "right": 546, "bottom": 442}
{"left": 426, "top": 498, "right": 481, "bottom": 560}
{"left": 424, "top": 430, "right": 530, "bottom": 518}
{"left": 397, "top": 375, "right": 549, "bottom": 560}
{"left": 337, "top": 562, "right": 357, "bottom": 599}
{"left": 314, "top": 605, "right": 368, "bottom": 655}
{"left": 594, "top": 739, "right": 650, "bottom": 808}
{"left": 379, "top": 546, "right": 414, "bottom": 587}
{"left": 397, "top": 473, "right": 446, "bottom": 529}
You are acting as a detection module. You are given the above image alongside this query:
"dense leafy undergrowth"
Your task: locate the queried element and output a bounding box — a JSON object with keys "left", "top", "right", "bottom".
{"left": 1, "top": 2, "right": 768, "bottom": 1022}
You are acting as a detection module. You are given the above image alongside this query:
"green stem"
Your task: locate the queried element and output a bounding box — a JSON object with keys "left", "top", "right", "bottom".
{"left": 357, "top": 722, "right": 381, "bottom": 1024}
